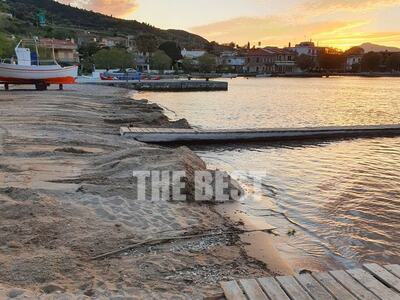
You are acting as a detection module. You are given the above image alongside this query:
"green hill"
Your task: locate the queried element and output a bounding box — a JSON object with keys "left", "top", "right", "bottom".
{"left": 2, "top": 0, "right": 209, "bottom": 49}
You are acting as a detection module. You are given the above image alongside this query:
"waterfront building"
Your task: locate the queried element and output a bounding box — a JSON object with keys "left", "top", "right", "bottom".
{"left": 244, "top": 47, "right": 297, "bottom": 73}
{"left": 346, "top": 54, "right": 363, "bottom": 71}
{"left": 218, "top": 51, "right": 246, "bottom": 72}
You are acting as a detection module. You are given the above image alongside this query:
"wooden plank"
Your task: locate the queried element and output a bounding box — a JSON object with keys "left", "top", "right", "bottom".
{"left": 275, "top": 276, "right": 313, "bottom": 300}
{"left": 239, "top": 279, "right": 269, "bottom": 300}
{"left": 346, "top": 268, "right": 400, "bottom": 300}
{"left": 384, "top": 265, "right": 400, "bottom": 279}
{"left": 257, "top": 277, "right": 290, "bottom": 300}
{"left": 295, "top": 273, "right": 335, "bottom": 300}
{"left": 364, "top": 264, "right": 400, "bottom": 293}
{"left": 330, "top": 270, "right": 380, "bottom": 300}
{"left": 220, "top": 281, "right": 247, "bottom": 300}
{"left": 121, "top": 124, "right": 400, "bottom": 143}
{"left": 312, "top": 272, "right": 358, "bottom": 300}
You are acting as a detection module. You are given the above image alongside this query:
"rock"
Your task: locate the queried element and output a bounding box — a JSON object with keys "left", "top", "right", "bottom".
{"left": 169, "top": 118, "right": 191, "bottom": 129}
{"left": 54, "top": 147, "right": 92, "bottom": 154}
{"left": 8, "top": 289, "right": 25, "bottom": 298}
{"left": 41, "top": 284, "right": 65, "bottom": 294}
{"left": 83, "top": 289, "right": 95, "bottom": 297}
{"left": 7, "top": 241, "right": 21, "bottom": 249}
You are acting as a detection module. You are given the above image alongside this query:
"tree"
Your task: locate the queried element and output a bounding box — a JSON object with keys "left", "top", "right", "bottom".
{"left": 181, "top": 58, "right": 196, "bottom": 73}
{"left": 361, "top": 52, "right": 382, "bottom": 72}
{"left": 0, "top": 1, "right": 10, "bottom": 12}
{"left": 296, "top": 54, "right": 315, "bottom": 71}
{"left": 387, "top": 53, "right": 400, "bottom": 72}
{"left": 0, "top": 33, "right": 15, "bottom": 58}
{"left": 318, "top": 53, "right": 345, "bottom": 71}
{"left": 135, "top": 34, "right": 158, "bottom": 54}
{"left": 79, "top": 42, "right": 101, "bottom": 59}
{"left": 344, "top": 46, "right": 364, "bottom": 56}
{"left": 93, "top": 48, "right": 135, "bottom": 69}
{"left": 159, "top": 41, "right": 182, "bottom": 63}
{"left": 150, "top": 50, "right": 172, "bottom": 71}
{"left": 205, "top": 41, "right": 220, "bottom": 55}
{"left": 198, "top": 53, "right": 217, "bottom": 73}
{"left": 78, "top": 42, "right": 101, "bottom": 73}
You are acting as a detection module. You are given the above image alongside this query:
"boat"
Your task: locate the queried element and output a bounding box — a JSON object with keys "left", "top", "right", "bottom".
{"left": 100, "top": 68, "right": 141, "bottom": 81}
{"left": 0, "top": 39, "right": 78, "bottom": 90}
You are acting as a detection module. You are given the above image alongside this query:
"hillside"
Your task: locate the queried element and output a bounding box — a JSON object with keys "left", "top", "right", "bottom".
{"left": 360, "top": 42, "right": 400, "bottom": 53}
{"left": 3, "top": 0, "right": 209, "bottom": 49}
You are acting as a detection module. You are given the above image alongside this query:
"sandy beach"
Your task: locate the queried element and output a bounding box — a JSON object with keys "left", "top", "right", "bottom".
{"left": 0, "top": 84, "right": 287, "bottom": 299}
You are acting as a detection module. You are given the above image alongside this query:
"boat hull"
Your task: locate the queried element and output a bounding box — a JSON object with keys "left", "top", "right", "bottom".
{"left": 0, "top": 63, "right": 78, "bottom": 84}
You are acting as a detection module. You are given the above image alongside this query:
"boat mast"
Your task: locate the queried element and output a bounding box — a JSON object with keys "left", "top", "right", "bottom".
{"left": 51, "top": 39, "right": 60, "bottom": 66}
{"left": 33, "top": 37, "right": 40, "bottom": 66}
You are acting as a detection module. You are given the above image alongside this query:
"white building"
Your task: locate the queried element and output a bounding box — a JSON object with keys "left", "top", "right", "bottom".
{"left": 181, "top": 48, "right": 206, "bottom": 59}
{"left": 346, "top": 54, "right": 363, "bottom": 71}
{"left": 292, "top": 42, "right": 318, "bottom": 57}
{"left": 219, "top": 51, "right": 246, "bottom": 72}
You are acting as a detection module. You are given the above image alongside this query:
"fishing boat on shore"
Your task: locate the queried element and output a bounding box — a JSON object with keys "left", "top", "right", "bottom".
{"left": 0, "top": 39, "right": 78, "bottom": 90}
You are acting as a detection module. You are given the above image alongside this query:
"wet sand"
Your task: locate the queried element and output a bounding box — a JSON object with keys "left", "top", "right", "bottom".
{"left": 0, "top": 84, "right": 289, "bottom": 299}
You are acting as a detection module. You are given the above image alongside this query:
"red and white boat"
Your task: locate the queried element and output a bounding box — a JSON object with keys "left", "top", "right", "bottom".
{"left": 0, "top": 39, "right": 78, "bottom": 90}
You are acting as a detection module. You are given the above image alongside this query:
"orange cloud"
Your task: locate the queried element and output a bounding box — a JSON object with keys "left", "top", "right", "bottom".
{"left": 304, "top": 0, "right": 400, "bottom": 12}
{"left": 191, "top": 0, "right": 400, "bottom": 49}
{"left": 57, "top": 0, "right": 138, "bottom": 17}
{"left": 191, "top": 16, "right": 369, "bottom": 48}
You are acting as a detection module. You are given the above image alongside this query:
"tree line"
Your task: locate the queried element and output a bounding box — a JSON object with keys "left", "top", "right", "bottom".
{"left": 79, "top": 36, "right": 217, "bottom": 73}
{"left": 296, "top": 46, "right": 400, "bottom": 72}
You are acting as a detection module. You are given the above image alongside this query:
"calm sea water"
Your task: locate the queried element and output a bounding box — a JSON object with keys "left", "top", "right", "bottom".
{"left": 139, "top": 77, "right": 400, "bottom": 270}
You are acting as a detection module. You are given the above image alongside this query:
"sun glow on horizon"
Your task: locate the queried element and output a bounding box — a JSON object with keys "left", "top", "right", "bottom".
{"left": 56, "top": 0, "right": 400, "bottom": 50}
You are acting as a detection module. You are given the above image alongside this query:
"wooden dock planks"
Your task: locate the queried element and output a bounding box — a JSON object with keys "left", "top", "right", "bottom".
{"left": 219, "top": 264, "right": 400, "bottom": 300}
{"left": 120, "top": 125, "right": 400, "bottom": 143}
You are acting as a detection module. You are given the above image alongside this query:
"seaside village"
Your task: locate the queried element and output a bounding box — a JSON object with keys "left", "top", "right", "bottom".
{"left": 3, "top": 0, "right": 400, "bottom": 298}
{"left": 4, "top": 31, "right": 400, "bottom": 77}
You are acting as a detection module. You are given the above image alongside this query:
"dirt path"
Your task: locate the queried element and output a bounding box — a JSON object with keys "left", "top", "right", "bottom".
{"left": 0, "top": 85, "right": 275, "bottom": 299}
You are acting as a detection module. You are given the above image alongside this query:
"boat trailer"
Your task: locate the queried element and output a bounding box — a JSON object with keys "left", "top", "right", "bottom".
{"left": 1, "top": 81, "right": 64, "bottom": 91}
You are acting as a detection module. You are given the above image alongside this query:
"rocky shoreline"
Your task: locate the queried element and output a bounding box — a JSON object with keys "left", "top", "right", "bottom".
{"left": 0, "top": 84, "right": 275, "bottom": 299}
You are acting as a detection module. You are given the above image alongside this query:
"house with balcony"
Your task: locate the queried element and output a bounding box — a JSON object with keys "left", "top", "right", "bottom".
{"left": 39, "top": 38, "right": 79, "bottom": 65}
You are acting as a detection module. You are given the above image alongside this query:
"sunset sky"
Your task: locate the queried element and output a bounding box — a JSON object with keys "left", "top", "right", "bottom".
{"left": 58, "top": 0, "right": 400, "bottom": 49}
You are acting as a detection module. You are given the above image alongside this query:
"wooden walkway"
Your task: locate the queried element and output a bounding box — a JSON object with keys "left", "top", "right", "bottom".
{"left": 219, "top": 264, "right": 400, "bottom": 300}
{"left": 120, "top": 125, "right": 400, "bottom": 143}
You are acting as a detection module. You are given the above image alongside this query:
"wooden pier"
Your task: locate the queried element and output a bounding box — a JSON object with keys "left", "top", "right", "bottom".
{"left": 219, "top": 263, "right": 400, "bottom": 300}
{"left": 120, "top": 124, "right": 400, "bottom": 143}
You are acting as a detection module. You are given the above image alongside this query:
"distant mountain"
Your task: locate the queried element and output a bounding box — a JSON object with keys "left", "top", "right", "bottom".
{"left": 4, "top": 0, "right": 209, "bottom": 49}
{"left": 359, "top": 43, "right": 400, "bottom": 53}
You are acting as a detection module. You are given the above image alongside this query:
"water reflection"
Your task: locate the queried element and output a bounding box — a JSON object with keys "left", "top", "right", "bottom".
{"left": 195, "top": 137, "right": 400, "bottom": 268}
{"left": 138, "top": 77, "right": 400, "bottom": 269}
